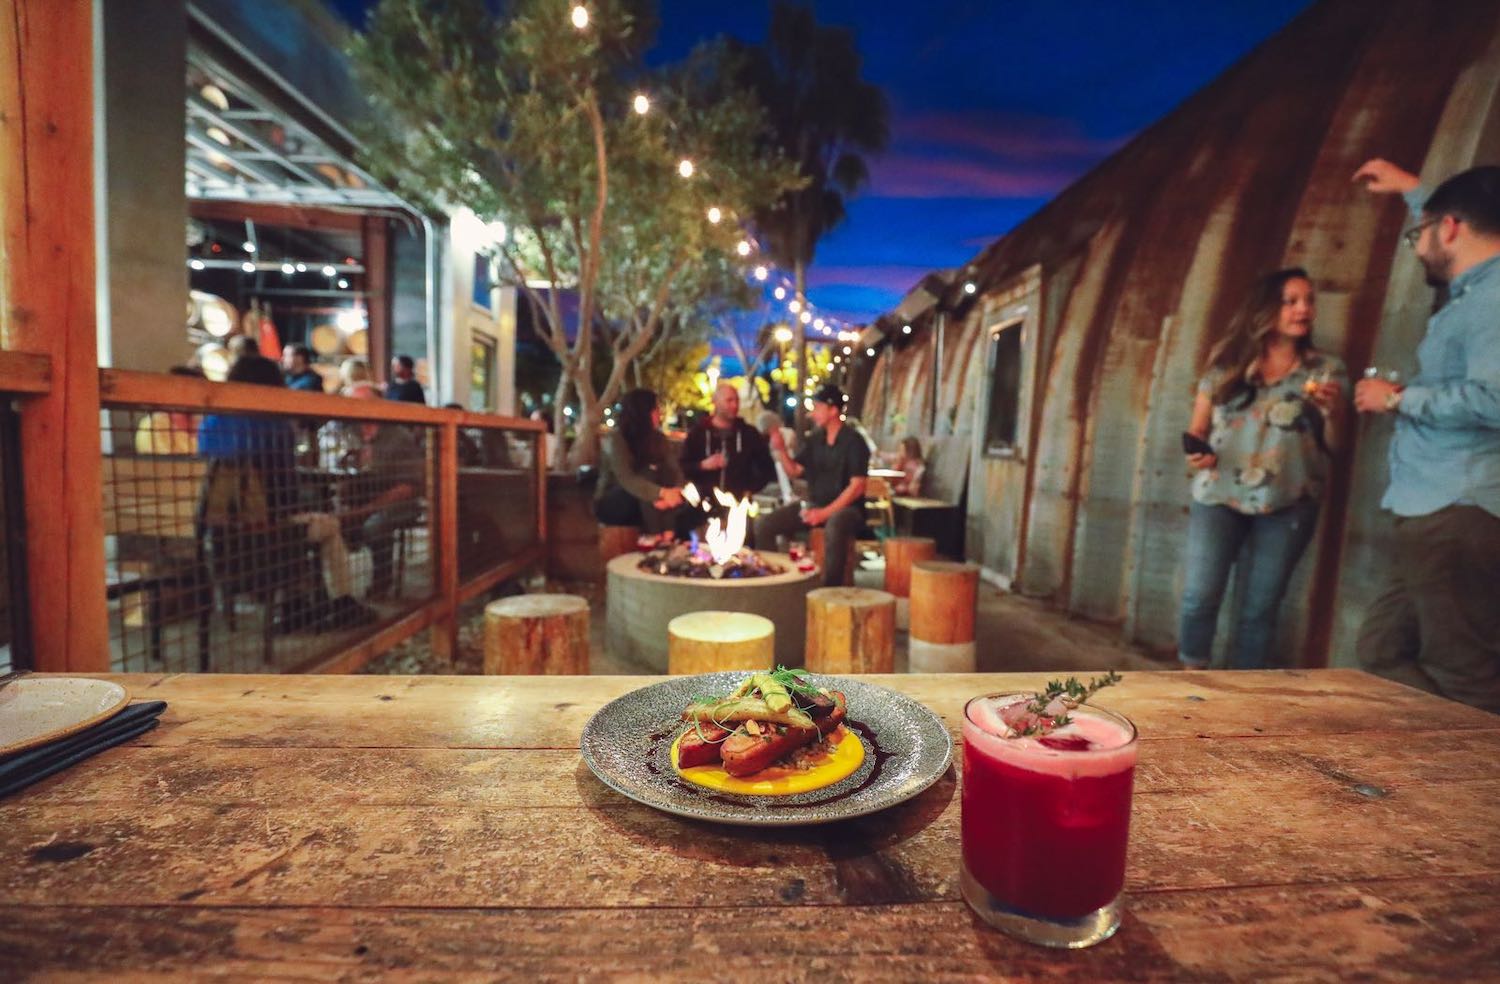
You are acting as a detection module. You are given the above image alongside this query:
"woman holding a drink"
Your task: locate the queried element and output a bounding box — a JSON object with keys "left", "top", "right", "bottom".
{"left": 1177, "top": 267, "right": 1347, "bottom": 670}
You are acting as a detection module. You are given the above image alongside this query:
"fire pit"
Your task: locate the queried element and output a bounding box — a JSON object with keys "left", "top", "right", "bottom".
{"left": 606, "top": 550, "right": 818, "bottom": 671}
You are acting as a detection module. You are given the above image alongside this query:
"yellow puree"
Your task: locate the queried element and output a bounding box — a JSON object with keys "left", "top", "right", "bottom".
{"left": 671, "top": 726, "right": 865, "bottom": 796}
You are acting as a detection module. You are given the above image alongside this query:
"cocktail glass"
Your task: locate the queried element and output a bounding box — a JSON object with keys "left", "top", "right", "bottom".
{"left": 960, "top": 693, "right": 1138, "bottom": 948}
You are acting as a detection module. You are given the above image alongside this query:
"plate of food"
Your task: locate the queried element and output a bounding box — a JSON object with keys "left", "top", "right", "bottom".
{"left": 580, "top": 668, "right": 953, "bottom": 826}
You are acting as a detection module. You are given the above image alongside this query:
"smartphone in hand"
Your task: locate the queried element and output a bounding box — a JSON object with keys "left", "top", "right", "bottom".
{"left": 1181, "top": 432, "right": 1215, "bottom": 456}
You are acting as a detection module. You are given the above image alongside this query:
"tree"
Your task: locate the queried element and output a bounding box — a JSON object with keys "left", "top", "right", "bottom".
{"left": 735, "top": 2, "right": 889, "bottom": 432}
{"left": 350, "top": 0, "right": 800, "bottom": 466}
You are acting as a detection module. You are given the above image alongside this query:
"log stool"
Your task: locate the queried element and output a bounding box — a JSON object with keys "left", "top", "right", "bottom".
{"left": 805, "top": 587, "right": 896, "bottom": 674}
{"left": 883, "top": 535, "right": 936, "bottom": 630}
{"left": 599, "top": 525, "right": 640, "bottom": 566}
{"left": 483, "top": 594, "right": 590, "bottom": 675}
{"left": 668, "top": 611, "right": 774, "bottom": 675}
{"left": 909, "top": 561, "right": 979, "bottom": 672}
{"left": 809, "top": 527, "right": 857, "bottom": 586}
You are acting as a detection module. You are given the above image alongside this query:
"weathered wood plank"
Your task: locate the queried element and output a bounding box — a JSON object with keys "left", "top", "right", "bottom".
{"left": 88, "top": 670, "right": 1500, "bottom": 750}
{"left": 2, "top": 756, "right": 1497, "bottom": 907}
{"left": 2, "top": 877, "right": 1497, "bottom": 982}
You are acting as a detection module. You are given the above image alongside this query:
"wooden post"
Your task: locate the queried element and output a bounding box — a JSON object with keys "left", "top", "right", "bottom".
{"left": 483, "top": 594, "right": 590, "bottom": 674}
{"left": 805, "top": 587, "right": 895, "bottom": 674}
{"left": 667, "top": 611, "right": 773, "bottom": 675}
{"left": 362, "top": 215, "right": 390, "bottom": 383}
{"left": 909, "top": 561, "right": 979, "bottom": 672}
{"left": 598, "top": 525, "right": 640, "bottom": 566}
{"left": 431, "top": 418, "right": 460, "bottom": 661}
{"left": 883, "top": 535, "right": 936, "bottom": 631}
{"left": 1, "top": 1, "right": 109, "bottom": 671}
{"left": 808, "top": 527, "right": 855, "bottom": 586}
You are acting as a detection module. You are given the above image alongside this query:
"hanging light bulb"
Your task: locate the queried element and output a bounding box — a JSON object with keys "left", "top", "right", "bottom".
{"left": 813, "top": 318, "right": 824, "bottom": 329}
{"left": 570, "top": 5, "right": 589, "bottom": 29}
{"left": 773, "top": 326, "right": 793, "bottom": 343}
{"left": 706, "top": 206, "right": 722, "bottom": 224}
{"left": 842, "top": 346, "right": 852, "bottom": 355}
{"left": 773, "top": 286, "right": 786, "bottom": 300}
{"left": 866, "top": 348, "right": 876, "bottom": 357}
{"left": 788, "top": 299, "right": 801, "bottom": 313}
{"left": 800, "top": 310, "right": 812, "bottom": 324}
{"left": 678, "top": 159, "right": 695, "bottom": 178}
{"left": 753, "top": 265, "right": 768, "bottom": 281}
{"left": 964, "top": 281, "right": 977, "bottom": 295}
{"left": 735, "top": 240, "right": 751, "bottom": 256}
{"left": 632, "top": 93, "right": 649, "bottom": 115}
{"left": 902, "top": 323, "right": 912, "bottom": 334}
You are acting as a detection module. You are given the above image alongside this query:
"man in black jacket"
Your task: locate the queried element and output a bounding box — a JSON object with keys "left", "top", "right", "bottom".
{"left": 680, "top": 383, "right": 775, "bottom": 500}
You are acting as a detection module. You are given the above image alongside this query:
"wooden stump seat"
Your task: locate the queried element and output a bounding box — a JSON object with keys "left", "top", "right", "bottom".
{"left": 598, "top": 525, "right": 641, "bottom": 566}
{"left": 483, "top": 593, "right": 590, "bottom": 675}
{"left": 804, "top": 587, "right": 896, "bottom": 674}
{"left": 667, "top": 611, "right": 774, "bottom": 675}
{"left": 909, "top": 561, "right": 979, "bottom": 644}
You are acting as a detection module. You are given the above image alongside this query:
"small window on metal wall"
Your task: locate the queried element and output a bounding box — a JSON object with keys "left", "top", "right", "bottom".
{"left": 472, "top": 254, "right": 493, "bottom": 310}
{"left": 983, "top": 321, "right": 1023, "bottom": 456}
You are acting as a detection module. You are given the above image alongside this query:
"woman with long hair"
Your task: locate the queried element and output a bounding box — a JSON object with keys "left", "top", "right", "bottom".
{"left": 1178, "top": 268, "right": 1347, "bottom": 670}
{"left": 594, "top": 389, "right": 688, "bottom": 535}
{"left": 890, "top": 436, "right": 926, "bottom": 497}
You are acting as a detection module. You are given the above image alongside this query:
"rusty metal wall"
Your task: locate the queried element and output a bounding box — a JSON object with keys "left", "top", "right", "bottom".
{"left": 861, "top": 0, "right": 1500, "bottom": 665}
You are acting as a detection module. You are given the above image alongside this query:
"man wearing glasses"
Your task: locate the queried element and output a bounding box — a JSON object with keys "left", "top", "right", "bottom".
{"left": 1351, "top": 159, "right": 1500, "bottom": 712}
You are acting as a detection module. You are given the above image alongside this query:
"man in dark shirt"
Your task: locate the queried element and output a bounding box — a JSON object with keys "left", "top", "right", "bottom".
{"left": 680, "top": 383, "right": 775, "bottom": 499}
{"left": 755, "top": 384, "right": 869, "bottom": 585}
{"left": 385, "top": 354, "right": 427, "bottom": 404}
{"left": 282, "top": 344, "right": 324, "bottom": 392}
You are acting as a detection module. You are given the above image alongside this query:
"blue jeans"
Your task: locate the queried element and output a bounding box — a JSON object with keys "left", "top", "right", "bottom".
{"left": 1178, "top": 498, "right": 1320, "bottom": 669}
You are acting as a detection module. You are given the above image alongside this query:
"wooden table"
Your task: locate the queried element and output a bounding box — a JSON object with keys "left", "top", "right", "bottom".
{"left": 2, "top": 670, "right": 1497, "bottom": 980}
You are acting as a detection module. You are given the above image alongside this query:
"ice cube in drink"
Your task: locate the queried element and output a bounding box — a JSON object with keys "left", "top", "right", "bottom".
{"left": 960, "top": 693, "right": 1137, "bottom": 948}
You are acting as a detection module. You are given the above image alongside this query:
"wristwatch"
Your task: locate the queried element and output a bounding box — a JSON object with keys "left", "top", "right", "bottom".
{"left": 1384, "top": 389, "right": 1403, "bottom": 412}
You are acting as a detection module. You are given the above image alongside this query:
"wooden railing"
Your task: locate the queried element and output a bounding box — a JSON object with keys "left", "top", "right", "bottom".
{"left": 1, "top": 357, "right": 548, "bottom": 673}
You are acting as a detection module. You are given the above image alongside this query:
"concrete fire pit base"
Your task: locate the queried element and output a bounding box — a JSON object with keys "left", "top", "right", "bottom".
{"left": 606, "top": 551, "right": 819, "bottom": 672}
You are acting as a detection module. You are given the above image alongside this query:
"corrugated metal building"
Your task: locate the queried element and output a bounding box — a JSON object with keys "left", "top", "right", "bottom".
{"left": 856, "top": 0, "right": 1500, "bottom": 666}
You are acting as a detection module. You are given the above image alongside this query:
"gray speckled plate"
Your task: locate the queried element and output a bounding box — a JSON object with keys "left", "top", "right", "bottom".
{"left": 580, "top": 673, "right": 953, "bottom": 826}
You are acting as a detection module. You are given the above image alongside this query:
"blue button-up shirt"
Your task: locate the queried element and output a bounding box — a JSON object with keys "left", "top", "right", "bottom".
{"left": 1382, "top": 190, "right": 1500, "bottom": 518}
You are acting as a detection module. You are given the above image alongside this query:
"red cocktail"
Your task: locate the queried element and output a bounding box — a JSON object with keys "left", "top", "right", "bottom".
{"left": 961, "top": 693, "right": 1137, "bottom": 947}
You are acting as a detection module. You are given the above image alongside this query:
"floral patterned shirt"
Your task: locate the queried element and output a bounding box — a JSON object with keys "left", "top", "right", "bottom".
{"left": 1192, "top": 352, "right": 1348, "bottom": 514}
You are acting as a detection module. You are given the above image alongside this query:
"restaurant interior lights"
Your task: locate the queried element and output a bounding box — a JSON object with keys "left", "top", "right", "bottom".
{"left": 322, "top": 265, "right": 337, "bottom": 277}
{"left": 240, "top": 261, "right": 255, "bottom": 273}
{"left": 189, "top": 259, "right": 206, "bottom": 271}
{"left": 280, "top": 262, "right": 295, "bottom": 275}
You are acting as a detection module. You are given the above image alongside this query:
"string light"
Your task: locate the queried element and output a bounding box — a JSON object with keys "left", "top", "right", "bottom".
{"left": 902, "top": 324, "right": 912, "bottom": 334}
{"left": 964, "top": 281, "right": 977, "bottom": 295}
{"left": 678, "top": 159, "right": 695, "bottom": 178}
{"left": 800, "top": 310, "right": 812, "bottom": 324}
{"left": 866, "top": 348, "right": 876, "bottom": 357}
{"left": 570, "top": 5, "right": 589, "bottom": 29}
{"left": 189, "top": 259, "right": 206, "bottom": 271}
{"left": 706, "top": 206, "right": 721, "bottom": 224}
{"left": 735, "top": 240, "right": 751, "bottom": 256}
{"left": 813, "top": 318, "right": 824, "bottom": 329}
{"left": 773, "top": 287, "right": 786, "bottom": 300}
{"left": 753, "top": 265, "right": 768, "bottom": 281}
{"left": 773, "top": 326, "right": 793, "bottom": 343}
{"left": 632, "top": 93, "right": 649, "bottom": 115}
{"left": 788, "top": 299, "right": 801, "bottom": 313}
{"left": 842, "top": 345, "right": 851, "bottom": 355}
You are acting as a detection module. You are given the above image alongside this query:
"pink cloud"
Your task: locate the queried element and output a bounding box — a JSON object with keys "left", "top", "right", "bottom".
{"left": 806, "top": 264, "right": 936, "bottom": 294}
{"left": 869, "top": 154, "right": 1077, "bottom": 198}
{"left": 896, "top": 111, "right": 1126, "bottom": 162}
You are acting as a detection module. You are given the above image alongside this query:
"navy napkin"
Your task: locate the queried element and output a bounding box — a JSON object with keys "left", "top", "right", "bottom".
{"left": 0, "top": 700, "right": 167, "bottom": 799}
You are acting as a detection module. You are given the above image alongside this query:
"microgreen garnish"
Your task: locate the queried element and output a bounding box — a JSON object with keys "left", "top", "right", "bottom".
{"left": 1014, "top": 671, "right": 1122, "bottom": 737}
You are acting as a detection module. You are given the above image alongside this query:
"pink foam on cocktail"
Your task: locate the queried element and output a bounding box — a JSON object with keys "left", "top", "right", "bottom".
{"left": 964, "top": 698, "right": 1136, "bottom": 780}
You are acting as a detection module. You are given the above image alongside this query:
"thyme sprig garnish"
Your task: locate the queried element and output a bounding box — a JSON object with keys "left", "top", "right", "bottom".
{"left": 1016, "top": 671, "right": 1122, "bottom": 736}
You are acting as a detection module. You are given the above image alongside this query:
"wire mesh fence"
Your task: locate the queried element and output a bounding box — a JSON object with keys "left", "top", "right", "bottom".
{"left": 102, "top": 405, "right": 440, "bottom": 673}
